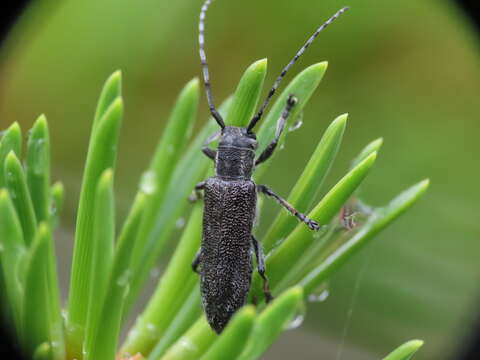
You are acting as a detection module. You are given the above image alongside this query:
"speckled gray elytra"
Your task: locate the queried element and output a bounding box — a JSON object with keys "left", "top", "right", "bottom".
{"left": 192, "top": 0, "right": 349, "bottom": 333}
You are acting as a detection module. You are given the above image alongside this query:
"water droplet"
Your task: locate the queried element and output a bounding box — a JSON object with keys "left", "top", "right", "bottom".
{"left": 285, "top": 303, "right": 306, "bottom": 330}
{"left": 288, "top": 120, "right": 303, "bottom": 132}
{"left": 50, "top": 200, "right": 57, "bottom": 216}
{"left": 30, "top": 138, "right": 48, "bottom": 175}
{"left": 140, "top": 171, "right": 157, "bottom": 194}
{"left": 123, "top": 284, "right": 130, "bottom": 299}
{"left": 146, "top": 323, "right": 159, "bottom": 338}
{"left": 150, "top": 267, "right": 160, "bottom": 279}
{"left": 286, "top": 314, "right": 304, "bottom": 330}
{"left": 272, "top": 238, "right": 285, "bottom": 250}
{"left": 179, "top": 338, "right": 198, "bottom": 352}
{"left": 308, "top": 289, "right": 330, "bottom": 303}
{"left": 128, "top": 328, "right": 139, "bottom": 341}
{"left": 64, "top": 318, "right": 83, "bottom": 344}
{"left": 279, "top": 144, "right": 285, "bottom": 151}
{"left": 117, "top": 270, "right": 131, "bottom": 286}
{"left": 0, "top": 243, "right": 4, "bottom": 252}
{"left": 175, "top": 217, "right": 186, "bottom": 229}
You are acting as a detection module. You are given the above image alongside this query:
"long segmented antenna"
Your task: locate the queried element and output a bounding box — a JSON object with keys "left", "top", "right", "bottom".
{"left": 199, "top": 0, "right": 225, "bottom": 129}
{"left": 247, "top": 6, "right": 349, "bottom": 132}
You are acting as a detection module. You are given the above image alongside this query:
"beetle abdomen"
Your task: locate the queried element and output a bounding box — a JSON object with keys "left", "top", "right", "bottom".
{"left": 201, "top": 177, "right": 256, "bottom": 333}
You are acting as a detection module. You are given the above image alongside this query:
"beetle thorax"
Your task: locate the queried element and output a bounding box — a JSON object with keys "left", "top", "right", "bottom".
{"left": 215, "top": 126, "right": 257, "bottom": 180}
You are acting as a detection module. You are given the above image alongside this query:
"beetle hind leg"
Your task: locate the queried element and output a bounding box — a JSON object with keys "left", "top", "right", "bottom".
{"left": 189, "top": 181, "right": 206, "bottom": 203}
{"left": 257, "top": 184, "right": 320, "bottom": 231}
{"left": 251, "top": 235, "right": 273, "bottom": 303}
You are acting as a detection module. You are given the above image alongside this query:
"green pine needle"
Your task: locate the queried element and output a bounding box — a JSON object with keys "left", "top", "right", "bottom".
{"left": 4, "top": 151, "right": 37, "bottom": 246}
{"left": 66, "top": 80, "right": 123, "bottom": 358}
{"left": 226, "top": 59, "right": 268, "bottom": 127}
{"left": 383, "top": 340, "right": 424, "bottom": 360}
{"left": 0, "top": 122, "right": 22, "bottom": 187}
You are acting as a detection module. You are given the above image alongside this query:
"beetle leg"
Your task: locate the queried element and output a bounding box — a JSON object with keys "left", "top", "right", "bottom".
{"left": 255, "top": 95, "right": 297, "bottom": 166}
{"left": 257, "top": 184, "right": 320, "bottom": 231}
{"left": 251, "top": 235, "right": 273, "bottom": 303}
{"left": 202, "top": 130, "right": 220, "bottom": 161}
{"left": 192, "top": 248, "right": 202, "bottom": 274}
{"left": 202, "top": 147, "right": 216, "bottom": 160}
{"left": 189, "top": 181, "right": 206, "bottom": 202}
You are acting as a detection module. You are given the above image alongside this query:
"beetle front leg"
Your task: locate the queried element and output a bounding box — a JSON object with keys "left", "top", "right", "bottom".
{"left": 201, "top": 131, "right": 220, "bottom": 161}
{"left": 255, "top": 95, "right": 297, "bottom": 166}
{"left": 257, "top": 184, "right": 320, "bottom": 230}
{"left": 251, "top": 235, "right": 273, "bottom": 303}
{"left": 189, "top": 181, "right": 206, "bottom": 202}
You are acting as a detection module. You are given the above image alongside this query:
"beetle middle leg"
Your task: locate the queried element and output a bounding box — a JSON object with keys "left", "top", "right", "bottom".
{"left": 251, "top": 235, "right": 273, "bottom": 303}
{"left": 189, "top": 181, "right": 206, "bottom": 202}
{"left": 192, "top": 248, "right": 202, "bottom": 274}
{"left": 257, "top": 184, "right": 320, "bottom": 230}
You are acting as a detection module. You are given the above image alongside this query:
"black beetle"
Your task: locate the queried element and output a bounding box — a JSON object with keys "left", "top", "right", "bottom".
{"left": 191, "top": 0, "right": 349, "bottom": 333}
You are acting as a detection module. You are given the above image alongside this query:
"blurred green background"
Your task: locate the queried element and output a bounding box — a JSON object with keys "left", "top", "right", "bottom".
{"left": 0, "top": 0, "right": 478, "bottom": 359}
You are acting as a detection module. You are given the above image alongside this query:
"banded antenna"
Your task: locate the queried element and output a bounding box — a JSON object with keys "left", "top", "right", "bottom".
{"left": 247, "top": 6, "right": 350, "bottom": 132}
{"left": 199, "top": 0, "right": 225, "bottom": 129}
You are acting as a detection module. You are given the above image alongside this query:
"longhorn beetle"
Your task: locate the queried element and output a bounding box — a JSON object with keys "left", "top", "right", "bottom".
{"left": 191, "top": 0, "right": 349, "bottom": 333}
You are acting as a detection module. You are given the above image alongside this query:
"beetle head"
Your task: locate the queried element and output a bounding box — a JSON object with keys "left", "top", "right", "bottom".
{"left": 218, "top": 126, "right": 257, "bottom": 151}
